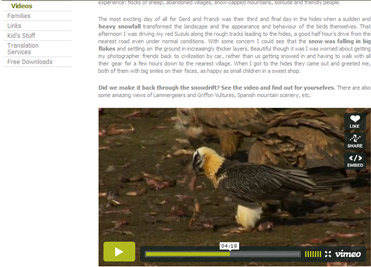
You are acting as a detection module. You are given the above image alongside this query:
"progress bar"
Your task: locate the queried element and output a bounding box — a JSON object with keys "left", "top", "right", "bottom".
{"left": 141, "top": 246, "right": 366, "bottom": 262}
{"left": 146, "top": 251, "right": 231, "bottom": 257}
{"left": 145, "top": 251, "right": 300, "bottom": 258}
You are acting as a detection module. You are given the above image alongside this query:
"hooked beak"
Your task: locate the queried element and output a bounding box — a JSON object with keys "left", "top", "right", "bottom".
{"left": 187, "top": 159, "right": 198, "bottom": 191}
{"left": 192, "top": 158, "right": 197, "bottom": 171}
{"left": 192, "top": 158, "right": 201, "bottom": 175}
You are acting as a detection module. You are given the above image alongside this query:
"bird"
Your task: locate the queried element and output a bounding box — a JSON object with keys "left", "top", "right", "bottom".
{"left": 192, "top": 146, "right": 321, "bottom": 230}
{"left": 177, "top": 108, "right": 344, "bottom": 166}
{"left": 175, "top": 108, "right": 276, "bottom": 157}
{"left": 248, "top": 113, "right": 345, "bottom": 170}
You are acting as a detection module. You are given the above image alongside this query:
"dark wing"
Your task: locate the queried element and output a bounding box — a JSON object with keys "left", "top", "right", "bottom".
{"left": 249, "top": 121, "right": 344, "bottom": 169}
{"left": 218, "top": 163, "right": 314, "bottom": 204}
{"left": 267, "top": 109, "right": 328, "bottom": 128}
{"left": 193, "top": 108, "right": 274, "bottom": 133}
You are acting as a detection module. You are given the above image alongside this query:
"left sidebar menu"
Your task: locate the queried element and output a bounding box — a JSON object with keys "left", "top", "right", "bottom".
{"left": 2, "top": 1, "right": 72, "bottom": 68}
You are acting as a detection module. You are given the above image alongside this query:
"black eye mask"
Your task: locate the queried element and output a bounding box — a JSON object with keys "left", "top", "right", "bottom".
{"left": 192, "top": 152, "right": 200, "bottom": 171}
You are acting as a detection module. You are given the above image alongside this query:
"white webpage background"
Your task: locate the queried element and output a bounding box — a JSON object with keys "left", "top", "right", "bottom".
{"left": 0, "top": 1, "right": 370, "bottom": 267}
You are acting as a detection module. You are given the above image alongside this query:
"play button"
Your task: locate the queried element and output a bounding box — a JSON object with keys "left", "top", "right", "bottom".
{"left": 103, "top": 242, "right": 135, "bottom": 262}
{"left": 115, "top": 247, "right": 123, "bottom": 257}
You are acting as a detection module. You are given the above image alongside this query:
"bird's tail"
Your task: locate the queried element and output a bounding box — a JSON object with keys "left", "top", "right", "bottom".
{"left": 283, "top": 168, "right": 317, "bottom": 191}
{"left": 307, "top": 167, "right": 355, "bottom": 190}
{"left": 268, "top": 166, "right": 317, "bottom": 191}
{"left": 270, "top": 165, "right": 355, "bottom": 192}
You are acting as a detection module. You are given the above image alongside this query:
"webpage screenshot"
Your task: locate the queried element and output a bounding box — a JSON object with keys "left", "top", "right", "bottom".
{"left": 1, "top": 1, "right": 370, "bottom": 267}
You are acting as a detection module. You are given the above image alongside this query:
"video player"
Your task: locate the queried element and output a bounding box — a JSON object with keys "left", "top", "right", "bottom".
{"left": 99, "top": 108, "right": 370, "bottom": 266}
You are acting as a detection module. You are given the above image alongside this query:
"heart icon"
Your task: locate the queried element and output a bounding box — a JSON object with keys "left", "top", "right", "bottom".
{"left": 350, "top": 115, "right": 360, "bottom": 123}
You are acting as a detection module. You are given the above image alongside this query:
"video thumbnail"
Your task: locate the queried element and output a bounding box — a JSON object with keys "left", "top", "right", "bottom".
{"left": 99, "top": 108, "right": 370, "bottom": 266}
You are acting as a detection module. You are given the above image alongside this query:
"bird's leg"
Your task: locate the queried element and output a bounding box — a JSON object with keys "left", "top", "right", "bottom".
{"left": 277, "top": 200, "right": 283, "bottom": 213}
